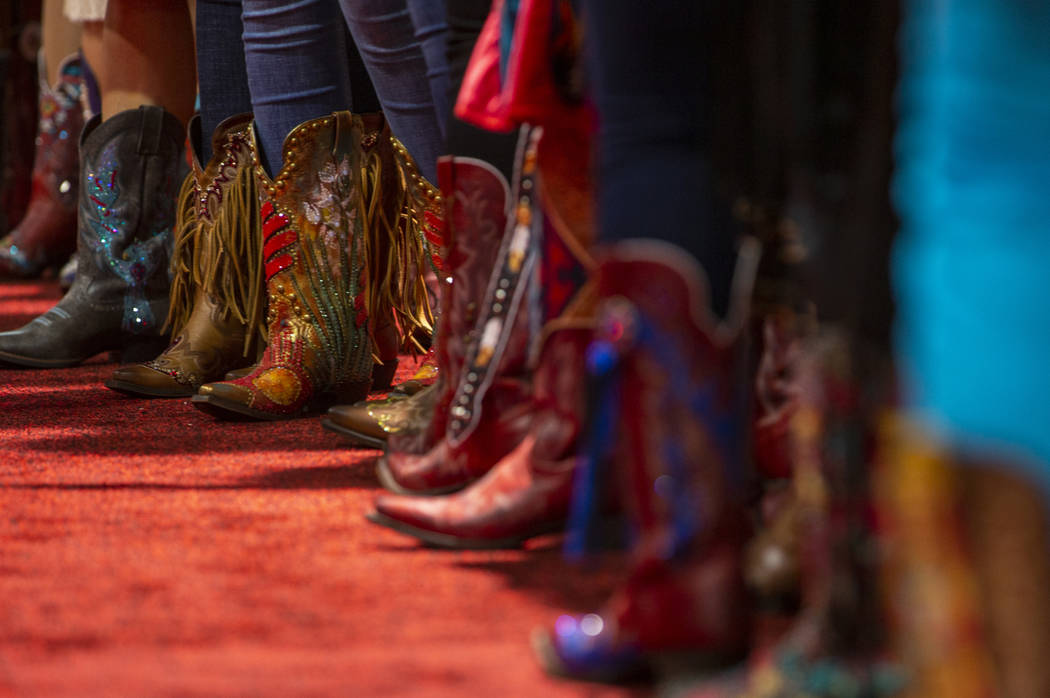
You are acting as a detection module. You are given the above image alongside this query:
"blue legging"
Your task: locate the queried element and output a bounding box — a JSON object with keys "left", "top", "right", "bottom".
{"left": 195, "top": 0, "right": 446, "bottom": 181}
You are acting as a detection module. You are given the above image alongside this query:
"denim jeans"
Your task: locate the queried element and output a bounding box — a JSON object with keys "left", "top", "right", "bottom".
{"left": 337, "top": 0, "right": 447, "bottom": 180}
{"left": 406, "top": 0, "right": 451, "bottom": 137}
{"left": 196, "top": 0, "right": 446, "bottom": 181}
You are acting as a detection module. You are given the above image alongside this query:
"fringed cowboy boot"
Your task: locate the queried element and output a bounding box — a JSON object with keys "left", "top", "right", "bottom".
{"left": 105, "top": 113, "right": 264, "bottom": 397}
{"left": 368, "top": 324, "right": 591, "bottom": 548}
{"left": 193, "top": 112, "right": 378, "bottom": 420}
{"left": 0, "top": 106, "right": 185, "bottom": 368}
{"left": 323, "top": 150, "right": 510, "bottom": 450}
{"left": 376, "top": 128, "right": 556, "bottom": 495}
{"left": 0, "top": 53, "right": 87, "bottom": 277}
{"left": 359, "top": 117, "right": 441, "bottom": 391}
{"left": 532, "top": 239, "right": 760, "bottom": 684}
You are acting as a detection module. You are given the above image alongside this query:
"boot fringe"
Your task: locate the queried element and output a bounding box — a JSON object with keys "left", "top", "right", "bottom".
{"left": 163, "top": 171, "right": 198, "bottom": 337}
{"left": 361, "top": 136, "right": 442, "bottom": 357}
{"left": 196, "top": 160, "right": 265, "bottom": 357}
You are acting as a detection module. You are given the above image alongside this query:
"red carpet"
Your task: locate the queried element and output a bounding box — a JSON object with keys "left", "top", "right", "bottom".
{"left": 0, "top": 280, "right": 640, "bottom": 697}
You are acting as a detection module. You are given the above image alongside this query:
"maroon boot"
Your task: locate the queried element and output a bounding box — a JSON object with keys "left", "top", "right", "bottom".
{"left": 532, "top": 239, "right": 760, "bottom": 683}
{"left": 368, "top": 324, "right": 591, "bottom": 548}
{"left": 375, "top": 126, "right": 590, "bottom": 495}
{"left": 0, "top": 54, "right": 86, "bottom": 277}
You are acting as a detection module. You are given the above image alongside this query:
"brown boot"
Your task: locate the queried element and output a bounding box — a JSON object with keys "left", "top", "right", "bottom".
{"left": 106, "top": 113, "right": 263, "bottom": 397}
{"left": 192, "top": 112, "right": 376, "bottom": 419}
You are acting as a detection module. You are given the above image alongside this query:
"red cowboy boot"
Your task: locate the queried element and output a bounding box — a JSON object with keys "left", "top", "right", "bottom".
{"left": 532, "top": 239, "right": 760, "bottom": 683}
{"left": 368, "top": 324, "right": 591, "bottom": 548}
{"left": 192, "top": 112, "right": 376, "bottom": 419}
{"left": 105, "top": 113, "right": 263, "bottom": 397}
{"left": 0, "top": 52, "right": 85, "bottom": 275}
{"left": 376, "top": 128, "right": 553, "bottom": 494}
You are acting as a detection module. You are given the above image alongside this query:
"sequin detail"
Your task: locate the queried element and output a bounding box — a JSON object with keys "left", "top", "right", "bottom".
{"left": 82, "top": 141, "right": 174, "bottom": 334}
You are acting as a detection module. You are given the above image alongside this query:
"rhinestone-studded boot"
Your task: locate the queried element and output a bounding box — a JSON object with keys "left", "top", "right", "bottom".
{"left": 322, "top": 153, "right": 501, "bottom": 449}
{"left": 0, "top": 106, "right": 185, "bottom": 368}
{"left": 105, "top": 113, "right": 263, "bottom": 397}
{"left": 0, "top": 53, "right": 87, "bottom": 277}
{"left": 532, "top": 239, "right": 760, "bottom": 683}
{"left": 192, "top": 112, "right": 376, "bottom": 420}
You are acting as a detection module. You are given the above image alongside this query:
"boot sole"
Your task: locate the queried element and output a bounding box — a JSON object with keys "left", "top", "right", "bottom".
{"left": 0, "top": 350, "right": 86, "bottom": 368}
{"left": 365, "top": 510, "right": 563, "bottom": 550}
{"left": 319, "top": 418, "right": 387, "bottom": 450}
{"left": 104, "top": 378, "right": 195, "bottom": 399}
{"left": 190, "top": 380, "right": 371, "bottom": 422}
{"left": 190, "top": 394, "right": 299, "bottom": 421}
{"left": 374, "top": 455, "right": 467, "bottom": 497}
{"left": 530, "top": 628, "right": 741, "bottom": 684}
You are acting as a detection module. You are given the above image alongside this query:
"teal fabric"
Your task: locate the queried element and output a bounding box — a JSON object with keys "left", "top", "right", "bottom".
{"left": 894, "top": 0, "right": 1050, "bottom": 489}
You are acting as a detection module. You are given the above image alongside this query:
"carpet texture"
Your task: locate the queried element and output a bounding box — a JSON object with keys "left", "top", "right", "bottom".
{"left": 0, "top": 279, "right": 640, "bottom": 698}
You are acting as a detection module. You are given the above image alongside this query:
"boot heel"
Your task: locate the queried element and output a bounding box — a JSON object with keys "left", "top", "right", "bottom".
{"left": 113, "top": 335, "right": 170, "bottom": 364}
{"left": 371, "top": 357, "right": 399, "bottom": 391}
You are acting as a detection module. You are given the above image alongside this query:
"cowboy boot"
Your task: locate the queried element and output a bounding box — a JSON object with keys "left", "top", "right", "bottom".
{"left": 0, "top": 106, "right": 185, "bottom": 368}
{"left": 105, "top": 113, "right": 264, "bottom": 397}
{"left": 532, "top": 239, "right": 760, "bottom": 684}
{"left": 376, "top": 128, "right": 554, "bottom": 495}
{"left": 192, "top": 112, "right": 378, "bottom": 420}
{"left": 368, "top": 324, "right": 591, "bottom": 548}
{"left": 322, "top": 150, "right": 500, "bottom": 449}
{"left": 0, "top": 52, "right": 87, "bottom": 277}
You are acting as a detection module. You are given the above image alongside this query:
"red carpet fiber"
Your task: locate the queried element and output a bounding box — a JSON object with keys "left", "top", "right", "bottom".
{"left": 0, "top": 280, "right": 640, "bottom": 698}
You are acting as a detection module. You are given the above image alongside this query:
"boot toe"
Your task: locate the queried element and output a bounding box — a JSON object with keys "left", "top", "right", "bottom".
{"left": 196, "top": 380, "right": 253, "bottom": 405}
{"left": 106, "top": 364, "right": 195, "bottom": 398}
{"left": 327, "top": 402, "right": 386, "bottom": 439}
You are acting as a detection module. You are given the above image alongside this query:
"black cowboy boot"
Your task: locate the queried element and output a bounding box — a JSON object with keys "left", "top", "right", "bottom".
{"left": 0, "top": 106, "right": 185, "bottom": 367}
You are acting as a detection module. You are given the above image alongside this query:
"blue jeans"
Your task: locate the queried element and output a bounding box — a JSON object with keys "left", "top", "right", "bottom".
{"left": 196, "top": 0, "right": 446, "bottom": 181}
{"left": 337, "top": 0, "right": 447, "bottom": 180}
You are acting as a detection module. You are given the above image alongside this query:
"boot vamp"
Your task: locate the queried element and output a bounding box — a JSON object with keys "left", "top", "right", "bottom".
{"left": 375, "top": 434, "right": 573, "bottom": 539}
{"left": 0, "top": 292, "right": 124, "bottom": 364}
{"left": 329, "top": 384, "right": 439, "bottom": 440}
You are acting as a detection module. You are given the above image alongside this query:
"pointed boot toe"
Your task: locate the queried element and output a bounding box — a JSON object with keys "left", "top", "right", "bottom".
{"left": 191, "top": 380, "right": 273, "bottom": 421}
{"left": 322, "top": 402, "right": 389, "bottom": 449}
{"left": 105, "top": 363, "right": 195, "bottom": 398}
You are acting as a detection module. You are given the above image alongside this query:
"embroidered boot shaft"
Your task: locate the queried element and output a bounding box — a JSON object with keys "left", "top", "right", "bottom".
{"left": 0, "top": 53, "right": 88, "bottom": 277}
{"left": 0, "top": 106, "right": 186, "bottom": 368}
{"left": 192, "top": 112, "right": 377, "bottom": 420}
{"left": 106, "top": 113, "right": 263, "bottom": 397}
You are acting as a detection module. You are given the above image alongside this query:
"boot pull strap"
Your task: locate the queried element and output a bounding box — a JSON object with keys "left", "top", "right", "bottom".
{"left": 136, "top": 105, "right": 166, "bottom": 155}
{"left": 331, "top": 112, "right": 356, "bottom": 156}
